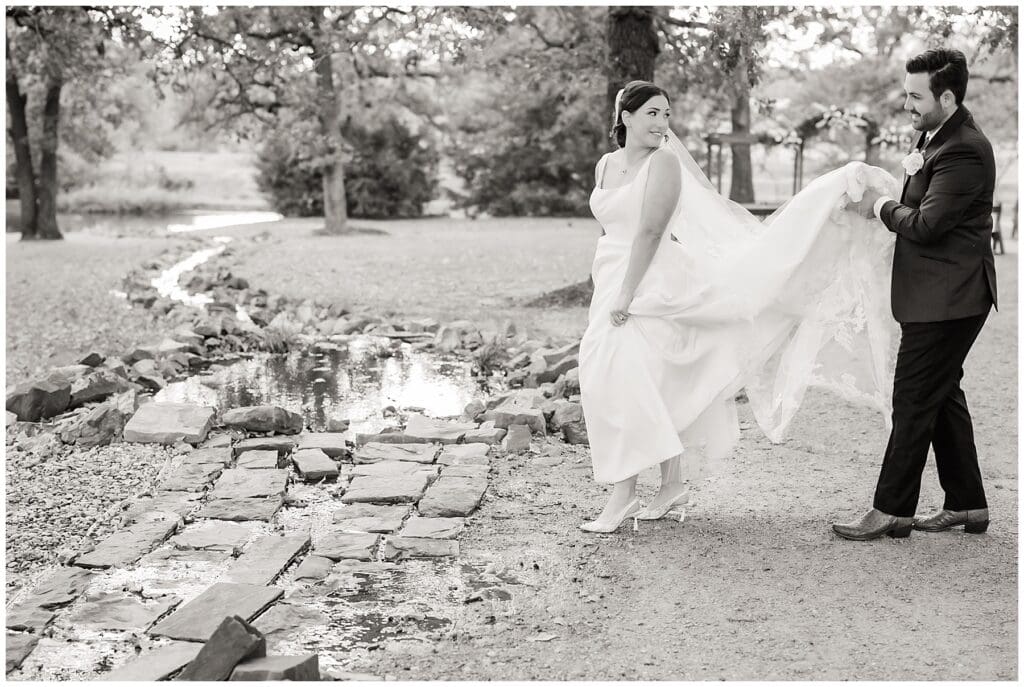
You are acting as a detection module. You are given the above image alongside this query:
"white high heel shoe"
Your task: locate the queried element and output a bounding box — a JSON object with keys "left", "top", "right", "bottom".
{"left": 580, "top": 498, "right": 641, "bottom": 533}
{"left": 635, "top": 488, "right": 689, "bottom": 521}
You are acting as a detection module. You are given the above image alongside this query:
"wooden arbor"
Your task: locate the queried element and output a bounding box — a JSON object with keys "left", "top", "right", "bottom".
{"left": 703, "top": 131, "right": 788, "bottom": 194}
{"left": 793, "top": 109, "right": 881, "bottom": 191}
{"left": 704, "top": 108, "right": 882, "bottom": 203}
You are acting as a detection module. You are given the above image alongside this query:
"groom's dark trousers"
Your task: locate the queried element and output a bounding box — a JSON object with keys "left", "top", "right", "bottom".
{"left": 874, "top": 105, "right": 997, "bottom": 518}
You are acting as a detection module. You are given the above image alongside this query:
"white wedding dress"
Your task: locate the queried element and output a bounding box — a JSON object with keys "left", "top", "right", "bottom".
{"left": 579, "top": 134, "right": 902, "bottom": 484}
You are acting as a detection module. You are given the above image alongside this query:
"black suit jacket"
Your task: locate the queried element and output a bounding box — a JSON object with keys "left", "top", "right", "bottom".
{"left": 879, "top": 106, "right": 998, "bottom": 323}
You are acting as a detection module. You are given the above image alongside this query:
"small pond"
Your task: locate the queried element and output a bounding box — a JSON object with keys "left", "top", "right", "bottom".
{"left": 155, "top": 338, "right": 490, "bottom": 434}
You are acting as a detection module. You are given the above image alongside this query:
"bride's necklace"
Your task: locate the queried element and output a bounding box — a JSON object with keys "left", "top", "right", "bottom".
{"left": 618, "top": 148, "right": 655, "bottom": 175}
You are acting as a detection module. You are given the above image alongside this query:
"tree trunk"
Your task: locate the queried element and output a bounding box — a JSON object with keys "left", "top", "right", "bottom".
{"left": 529, "top": 5, "right": 663, "bottom": 308}
{"left": 728, "top": 47, "right": 755, "bottom": 204}
{"left": 35, "top": 75, "right": 63, "bottom": 240}
{"left": 312, "top": 21, "right": 349, "bottom": 235}
{"left": 6, "top": 38, "right": 38, "bottom": 239}
{"left": 605, "top": 6, "right": 659, "bottom": 147}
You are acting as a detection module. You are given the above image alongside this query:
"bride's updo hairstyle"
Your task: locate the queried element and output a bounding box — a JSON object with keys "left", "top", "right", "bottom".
{"left": 610, "top": 80, "right": 670, "bottom": 148}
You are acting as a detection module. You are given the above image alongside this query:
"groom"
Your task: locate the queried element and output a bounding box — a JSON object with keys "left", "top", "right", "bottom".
{"left": 834, "top": 48, "right": 998, "bottom": 541}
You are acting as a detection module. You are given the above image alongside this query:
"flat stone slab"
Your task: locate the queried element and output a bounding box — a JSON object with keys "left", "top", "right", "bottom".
{"left": 75, "top": 516, "right": 179, "bottom": 569}
{"left": 103, "top": 641, "right": 202, "bottom": 681}
{"left": 198, "top": 497, "right": 283, "bottom": 522}
{"left": 65, "top": 591, "right": 179, "bottom": 632}
{"left": 340, "top": 474, "right": 431, "bottom": 504}
{"left": 201, "top": 433, "right": 235, "bottom": 448}
{"left": 142, "top": 547, "right": 235, "bottom": 565}
{"left": 437, "top": 443, "right": 491, "bottom": 466}
{"left": 383, "top": 537, "right": 459, "bottom": 560}
{"left": 417, "top": 477, "right": 488, "bottom": 517}
{"left": 22, "top": 567, "right": 97, "bottom": 608}
{"left": 400, "top": 517, "right": 465, "bottom": 539}
{"left": 231, "top": 654, "right": 320, "bottom": 681}
{"left": 123, "top": 402, "right": 216, "bottom": 445}
{"left": 292, "top": 555, "right": 334, "bottom": 581}
{"left": 314, "top": 532, "right": 380, "bottom": 561}
{"left": 402, "top": 414, "right": 477, "bottom": 444}
{"left": 441, "top": 464, "right": 490, "bottom": 479}
{"left": 149, "top": 582, "right": 283, "bottom": 641}
{"left": 461, "top": 427, "right": 507, "bottom": 445}
{"left": 223, "top": 534, "right": 310, "bottom": 586}
{"left": 350, "top": 461, "right": 438, "bottom": 478}
{"left": 354, "top": 442, "right": 438, "bottom": 464}
{"left": 210, "top": 469, "right": 288, "bottom": 499}
{"left": 158, "top": 462, "right": 223, "bottom": 492}
{"left": 292, "top": 449, "right": 340, "bottom": 481}
{"left": 181, "top": 446, "right": 233, "bottom": 466}
{"left": 251, "top": 602, "right": 329, "bottom": 644}
{"left": 233, "top": 437, "right": 296, "bottom": 456}
{"left": 6, "top": 632, "right": 38, "bottom": 673}
{"left": 295, "top": 433, "right": 349, "bottom": 458}
{"left": 170, "top": 522, "right": 252, "bottom": 551}
{"left": 237, "top": 449, "right": 280, "bottom": 469}
{"left": 332, "top": 504, "right": 410, "bottom": 533}
{"left": 125, "top": 492, "right": 204, "bottom": 522}
{"left": 5, "top": 604, "right": 56, "bottom": 632}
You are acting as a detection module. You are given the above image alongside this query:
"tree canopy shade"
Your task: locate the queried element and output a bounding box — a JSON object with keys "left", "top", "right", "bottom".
{"left": 6, "top": 6, "right": 140, "bottom": 239}
{"left": 152, "top": 5, "right": 460, "bottom": 234}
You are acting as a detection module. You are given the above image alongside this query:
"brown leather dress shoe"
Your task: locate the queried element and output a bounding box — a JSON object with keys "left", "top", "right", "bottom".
{"left": 913, "top": 508, "right": 990, "bottom": 533}
{"left": 832, "top": 508, "right": 914, "bottom": 541}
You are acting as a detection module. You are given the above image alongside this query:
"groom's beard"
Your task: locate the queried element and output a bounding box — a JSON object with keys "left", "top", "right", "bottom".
{"left": 910, "top": 108, "right": 944, "bottom": 132}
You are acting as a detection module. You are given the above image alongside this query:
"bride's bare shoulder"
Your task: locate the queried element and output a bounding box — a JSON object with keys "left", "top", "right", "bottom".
{"left": 648, "top": 148, "right": 682, "bottom": 183}
{"left": 593, "top": 152, "right": 609, "bottom": 180}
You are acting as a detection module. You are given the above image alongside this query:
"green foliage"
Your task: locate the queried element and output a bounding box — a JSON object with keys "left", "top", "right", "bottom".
{"left": 454, "top": 89, "right": 604, "bottom": 217}
{"left": 446, "top": 8, "right": 607, "bottom": 217}
{"left": 255, "top": 115, "right": 439, "bottom": 219}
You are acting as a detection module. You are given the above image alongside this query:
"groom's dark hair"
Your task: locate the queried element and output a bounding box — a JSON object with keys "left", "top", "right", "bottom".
{"left": 906, "top": 48, "right": 969, "bottom": 105}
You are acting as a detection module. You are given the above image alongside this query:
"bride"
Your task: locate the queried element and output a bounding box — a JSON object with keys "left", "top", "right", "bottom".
{"left": 579, "top": 80, "right": 900, "bottom": 532}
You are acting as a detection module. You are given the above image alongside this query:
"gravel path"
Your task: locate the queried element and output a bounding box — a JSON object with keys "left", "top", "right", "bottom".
{"left": 4, "top": 437, "right": 177, "bottom": 594}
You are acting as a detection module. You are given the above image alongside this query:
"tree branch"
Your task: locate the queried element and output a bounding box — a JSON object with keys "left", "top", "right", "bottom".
{"left": 660, "top": 15, "right": 712, "bottom": 30}
{"left": 522, "top": 18, "right": 565, "bottom": 49}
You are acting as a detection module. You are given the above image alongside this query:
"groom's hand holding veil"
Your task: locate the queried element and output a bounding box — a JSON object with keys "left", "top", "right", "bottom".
{"left": 853, "top": 186, "right": 885, "bottom": 219}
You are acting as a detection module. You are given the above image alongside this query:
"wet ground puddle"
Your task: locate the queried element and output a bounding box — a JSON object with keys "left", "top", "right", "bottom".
{"left": 155, "top": 336, "right": 488, "bottom": 433}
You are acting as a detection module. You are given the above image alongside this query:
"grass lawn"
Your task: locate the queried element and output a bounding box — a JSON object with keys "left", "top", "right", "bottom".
{"left": 57, "top": 150, "right": 270, "bottom": 215}
{"left": 5, "top": 233, "right": 175, "bottom": 384}
{"left": 220, "top": 216, "right": 600, "bottom": 342}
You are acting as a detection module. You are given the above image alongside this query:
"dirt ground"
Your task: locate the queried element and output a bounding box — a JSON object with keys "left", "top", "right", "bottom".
{"left": 218, "top": 225, "right": 1017, "bottom": 680}
{"left": 4, "top": 218, "right": 1016, "bottom": 679}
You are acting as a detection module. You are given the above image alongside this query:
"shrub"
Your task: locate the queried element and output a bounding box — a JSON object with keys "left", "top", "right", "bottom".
{"left": 452, "top": 91, "right": 605, "bottom": 218}
{"left": 255, "top": 116, "right": 439, "bottom": 219}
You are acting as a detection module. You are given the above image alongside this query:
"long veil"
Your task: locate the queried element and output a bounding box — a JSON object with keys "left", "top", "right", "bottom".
{"left": 656, "top": 129, "right": 901, "bottom": 444}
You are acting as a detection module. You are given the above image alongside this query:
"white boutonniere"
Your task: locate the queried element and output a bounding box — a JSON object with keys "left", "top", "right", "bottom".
{"left": 901, "top": 151, "right": 925, "bottom": 176}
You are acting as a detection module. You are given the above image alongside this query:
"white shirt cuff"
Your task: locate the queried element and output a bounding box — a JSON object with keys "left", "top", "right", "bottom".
{"left": 873, "top": 195, "right": 894, "bottom": 218}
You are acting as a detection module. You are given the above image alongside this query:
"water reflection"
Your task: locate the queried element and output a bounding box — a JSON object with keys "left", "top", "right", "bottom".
{"left": 150, "top": 236, "right": 232, "bottom": 307}
{"left": 5, "top": 210, "right": 282, "bottom": 236}
{"left": 166, "top": 211, "right": 282, "bottom": 233}
{"left": 155, "top": 339, "right": 486, "bottom": 432}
